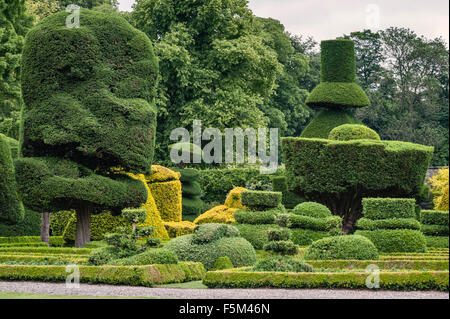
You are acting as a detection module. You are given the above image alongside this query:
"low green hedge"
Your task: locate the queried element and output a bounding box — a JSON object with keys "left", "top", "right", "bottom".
{"left": 303, "top": 235, "right": 379, "bottom": 260}
{"left": 253, "top": 256, "right": 314, "bottom": 273}
{"left": 421, "top": 210, "right": 449, "bottom": 226}
{"left": 0, "top": 236, "right": 65, "bottom": 247}
{"left": 0, "top": 254, "right": 88, "bottom": 264}
{"left": 362, "top": 198, "right": 416, "bottom": 220}
{"left": 426, "top": 236, "right": 449, "bottom": 249}
{"left": 288, "top": 215, "right": 342, "bottom": 231}
{"left": 290, "top": 229, "right": 331, "bottom": 246}
{"left": 355, "top": 230, "right": 427, "bottom": 253}
{"left": 421, "top": 225, "right": 449, "bottom": 236}
{"left": 234, "top": 210, "right": 278, "bottom": 225}
{"left": 234, "top": 224, "right": 280, "bottom": 250}
{"left": 306, "top": 259, "right": 449, "bottom": 271}
{"left": 0, "top": 243, "right": 48, "bottom": 248}
{"left": 0, "top": 262, "right": 205, "bottom": 286}
{"left": 110, "top": 248, "right": 179, "bottom": 266}
{"left": 356, "top": 218, "right": 421, "bottom": 230}
{"left": 0, "top": 247, "right": 92, "bottom": 255}
{"left": 241, "top": 191, "right": 282, "bottom": 210}
{"left": 203, "top": 270, "right": 449, "bottom": 291}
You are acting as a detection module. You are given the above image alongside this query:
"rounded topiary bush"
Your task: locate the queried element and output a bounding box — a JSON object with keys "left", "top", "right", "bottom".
{"left": 303, "top": 235, "right": 379, "bottom": 260}
{"left": 252, "top": 256, "right": 314, "bottom": 273}
{"left": 329, "top": 124, "right": 380, "bottom": 141}
{"left": 234, "top": 224, "right": 280, "bottom": 250}
{"left": 354, "top": 229, "right": 427, "bottom": 253}
{"left": 164, "top": 223, "right": 256, "bottom": 270}
{"left": 292, "top": 202, "right": 332, "bottom": 218}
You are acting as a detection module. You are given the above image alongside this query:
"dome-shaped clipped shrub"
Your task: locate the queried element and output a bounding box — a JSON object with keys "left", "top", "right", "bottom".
{"left": 164, "top": 223, "right": 256, "bottom": 270}
{"left": 292, "top": 202, "right": 332, "bottom": 218}
{"left": 329, "top": 124, "right": 380, "bottom": 141}
{"left": 303, "top": 235, "right": 379, "bottom": 260}
{"left": 194, "top": 205, "right": 238, "bottom": 225}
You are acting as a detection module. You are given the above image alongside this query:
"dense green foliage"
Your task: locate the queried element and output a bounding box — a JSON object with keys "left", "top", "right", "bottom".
{"left": 213, "top": 256, "right": 234, "bottom": 270}
{"left": 263, "top": 240, "right": 298, "bottom": 256}
{"left": 421, "top": 210, "right": 449, "bottom": 226}
{"left": 271, "top": 176, "right": 305, "bottom": 209}
{"left": 288, "top": 215, "right": 342, "bottom": 231}
{"left": 0, "top": 134, "right": 24, "bottom": 224}
{"left": 164, "top": 224, "right": 256, "bottom": 270}
{"left": 282, "top": 137, "right": 433, "bottom": 230}
{"left": 303, "top": 235, "right": 379, "bottom": 260}
{"left": 0, "top": 209, "right": 40, "bottom": 236}
{"left": 110, "top": 248, "right": 178, "bottom": 266}
{"left": 355, "top": 230, "right": 427, "bottom": 253}
{"left": 329, "top": 124, "right": 380, "bottom": 141}
{"left": 241, "top": 191, "right": 282, "bottom": 210}
{"left": 362, "top": 198, "right": 417, "bottom": 220}
{"left": 300, "top": 109, "right": 362, "bottom": 139}
{"left": 0, "top": 0, "right": 32, "bottom": 140}
{"left": 292, "top": 202, "right": 331, "bottom": 218}
{"left": 234, "top": 209, "right": 279, "bottom": 225}
{"left": 21, "top": 10, "right": 158, "bottom": 174}
{"left": 290, "top": 229, "right": 330, "bottom": 246}
{"left": 234, "top": 224, "right": 279, "bottom": 250}
{"left": 252, "top": 256, "right": 314, "bottom": 273}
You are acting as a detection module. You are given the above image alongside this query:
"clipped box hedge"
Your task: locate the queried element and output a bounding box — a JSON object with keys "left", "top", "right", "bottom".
{"left": 241, "top": 191, "right": 282, "bottom": 210}
{"left": 355, "top": 230, "right": 427, "bottom": 253}
{"left": 290, "top": 229, "right": 331, "bottom": 246}
{"left": 203, "top": 270, "right": 449, "bottom": 291}
{"left": 356, "top": 218, "right": 421, "bottom": 231}
{"left": 288, "top": 215, "right": 342, "bottom": 231}
{"left": 234, "top": 210, "right": 277, "bottom": 225}
{"left": 421, "top": 225, "right": 449, "bottom": 236}
{"left": 0, "top": 247, "right": 92, "bottom": 255}
{"left": 362, "top": 198, "right": 416, "bottom": 220}
{"left": 426, "top": 236, "right": 449, "bottom": 249}
{"left": 421, "top": 210, "right": 449, "bottom": 226}
{"left": 0, "top": 254, "right": 88, "bottom": 264}
{"left": 0, "top": 262, "right": 205, "bottom": 287}
{"left": 306, "top": 259, "right": 449, "bottom": 271}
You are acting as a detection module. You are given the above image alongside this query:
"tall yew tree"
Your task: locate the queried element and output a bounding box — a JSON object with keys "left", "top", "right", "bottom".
{"left": 0, "top": 0, "right": 32, "bottom": 140}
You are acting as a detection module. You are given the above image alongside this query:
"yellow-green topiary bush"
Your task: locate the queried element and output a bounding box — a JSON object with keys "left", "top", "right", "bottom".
{"left": 224, "top": 187, "right": 248, "bottom": 209}
{"left": 128, "top": 173, "right": 169, "bottom": 239}
{"left": 163, "top": 221, "right": 196, "bottom": 238}
{"left": 146, "top": 166, "right": 182, "bottom": 222}
{"left": 429, "top": 168, "right": 449, "bottom": 210}
{"left": 194, "top": 205, "right": 238, "bottom": 225}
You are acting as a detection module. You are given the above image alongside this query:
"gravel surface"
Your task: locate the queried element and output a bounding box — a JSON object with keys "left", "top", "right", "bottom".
{"left": 0, "top": 281, "right": 448, "bottom": 299}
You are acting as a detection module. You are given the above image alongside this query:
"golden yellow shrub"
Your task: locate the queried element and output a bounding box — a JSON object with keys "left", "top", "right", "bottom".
{"left": 127, "top": 173, "right": 169, "bottom": 239}
{"left": 149, "top": 180, "right": 183, "bottom": 222}
{"left": 429, "top": 168, "right": 449, "bottom": 210}
{"left": 437, "top": 185, "right": 449, "bottom": 211}
{"left": 163, "top": 221, "right": 196, "bottom": 238}
{"left": 146, "top": 165, "right": 181, "bottom": 183}
{"left": 224, "top": 187, "right": 248, "bottom": 209}
{"left": 194, "top": 205, "right": 238, "bottom": 225}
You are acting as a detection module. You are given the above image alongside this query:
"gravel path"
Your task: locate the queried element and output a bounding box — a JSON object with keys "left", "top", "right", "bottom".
{"left": 0, "top": 281, "right": 448, "bottom": 299}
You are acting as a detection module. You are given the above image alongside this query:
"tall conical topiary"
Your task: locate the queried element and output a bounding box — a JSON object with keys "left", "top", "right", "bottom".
{"left": 301, "top": 39, "right": 370, "bottom": 138}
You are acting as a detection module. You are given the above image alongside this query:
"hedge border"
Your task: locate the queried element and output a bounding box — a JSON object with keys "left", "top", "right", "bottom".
{"left": 306, "top": 259, "right": 449, "bottom": 271}
{"left": 203, "top": 270, "right": 449, "bottom": 291}
{"left": 0, "top": 262, "right": 205, "bottom": 287}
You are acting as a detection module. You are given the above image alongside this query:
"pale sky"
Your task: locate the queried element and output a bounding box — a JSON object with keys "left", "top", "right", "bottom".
{"left": 118, "top": 0, "right": 449, "bottom": 44}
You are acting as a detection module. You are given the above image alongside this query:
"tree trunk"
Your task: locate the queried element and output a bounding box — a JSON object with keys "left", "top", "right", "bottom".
{"left": 75, "top": 206, "right": 91, "bottom": 248}
{"left": 40, "top": 212, "right": 50, "bottom": 246}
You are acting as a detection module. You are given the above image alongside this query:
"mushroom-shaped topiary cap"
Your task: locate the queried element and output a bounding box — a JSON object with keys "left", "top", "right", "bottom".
{"left": 306, "top": 39, "right": 370, "bottom": 109}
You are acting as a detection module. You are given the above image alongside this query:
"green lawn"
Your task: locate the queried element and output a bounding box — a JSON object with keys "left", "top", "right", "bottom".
{"left": 155, "top": 281, "right": 207, "bottom": 289}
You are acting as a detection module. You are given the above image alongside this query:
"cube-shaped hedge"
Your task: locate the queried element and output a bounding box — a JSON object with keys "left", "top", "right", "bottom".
{"left": 362, "top": 198, "right": 416, "bottom": 220}
{"left": 241, "top": 191, "right": 282, "bottom": 210}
